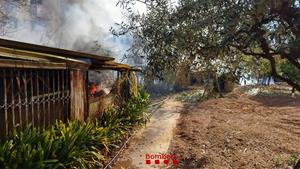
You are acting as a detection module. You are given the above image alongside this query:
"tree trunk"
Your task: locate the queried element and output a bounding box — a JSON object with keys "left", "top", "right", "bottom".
{"left": 258, "top": 36, "right": 300, "bottom": 92}
{"left": 214, "top": 74, "right": 223, "bottom": 97}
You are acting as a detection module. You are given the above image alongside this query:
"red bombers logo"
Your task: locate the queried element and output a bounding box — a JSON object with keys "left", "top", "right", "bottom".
{"left": 145, "top": 154, "right": 179, "bottom": 166}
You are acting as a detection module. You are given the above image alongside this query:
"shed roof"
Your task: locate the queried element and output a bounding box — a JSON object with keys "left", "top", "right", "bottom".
{"left": 0, "top": 38, "right": 114, "bottom": 62}
{"left": 0, "top": 38, "right": 141, "bottom": 71}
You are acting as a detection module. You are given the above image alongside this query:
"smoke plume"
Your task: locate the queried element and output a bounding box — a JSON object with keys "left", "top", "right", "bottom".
{"left": 0, "top": 0, "right": 130, "bottom": 60}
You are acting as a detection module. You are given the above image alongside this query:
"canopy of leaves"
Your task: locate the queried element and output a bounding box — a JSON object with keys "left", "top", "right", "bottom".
{"left": 115, "top": 0, "right": 300, "bottom": 91}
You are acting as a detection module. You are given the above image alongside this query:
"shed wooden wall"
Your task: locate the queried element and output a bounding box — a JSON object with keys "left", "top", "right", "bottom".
{"left": 70, "top": 69, "right": 87, "bottom": 122}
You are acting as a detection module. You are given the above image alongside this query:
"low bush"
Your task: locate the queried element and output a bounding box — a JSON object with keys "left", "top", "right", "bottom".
{"left": 101, "top": 87, "right": 150, "bottom": 144}
{"left": 0, "top": 121, "right": 109, "bottom": 169}
{"left": 0, "top": 88, "right": 150, "bottom": 169}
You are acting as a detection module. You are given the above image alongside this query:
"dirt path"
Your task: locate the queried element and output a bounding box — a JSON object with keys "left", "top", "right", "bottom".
{"left": 169, "top": 94, "right": 300, "bottom": 169}
{"left": 112, "top": 98, "right": 184, "bottom": 169}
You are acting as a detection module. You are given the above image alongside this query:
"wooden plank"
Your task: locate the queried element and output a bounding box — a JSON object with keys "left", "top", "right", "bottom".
{"left": 66, "top": 70, "right": 70, "bottom": 121}
{"left": 3, "top": 69, "right": 8, "bottom": 136}
{"left": 52, "top": 71, "right": 56, "bottom": 125}
{"left": 57, "top": 71, "right": 60, "bottom": 121}
{"left": 104, "top": 61, "right": 130, "bottom": 66}
{"left": 90, "top": 61, "right": 141, "bottom": 71}
{"left": 0, "top": 59, "right": 67, "bottom": 69}
{"left": 61, "top": 70, "right": 65, "bottom": 122}
{"left": 90, "top": 61, "right": 131, "bottom": 70}
{"left": 0, "top": 46, "right": 90, "bottom": 68}
{"left": 0, "top": 46, "right": 89, "bottom": 64}
{"left": 23, "top": 71, "right": 29, "bottom": 127}
{"left": 42, "top": 70, "right": 46, "bottom": 129}
{"left": 47, "top": 70, "right": 50, "bottom": 127}
{"left": 70, "top": 69, "right": 86, "bottom": 122}
{"left": 30, "top": 70, "right": 34, "bottom": 128}
{"left": 0, "top": 38, "right": 114, "bottom": 62}
{"left": 84, "top": 71, "right": 89, "bottom": 120}
{"left": 0, "top": 49, "right": 49, "bottom": 62}
{"left": 0, "top": 44, "right": 139, "bottom": 72}
{"left": 10, "top": 70, "right": 15, "bottom": 129}
{"left": 17, "top": 70, "right": 22, "bottom": 130}
{"left": 36, "top": 70, "right": 40, "bottom": 130}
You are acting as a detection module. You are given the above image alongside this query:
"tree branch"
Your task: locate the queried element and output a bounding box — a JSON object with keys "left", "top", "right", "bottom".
{"left": 259, "top": 34, "right": 300, "bottom": 92}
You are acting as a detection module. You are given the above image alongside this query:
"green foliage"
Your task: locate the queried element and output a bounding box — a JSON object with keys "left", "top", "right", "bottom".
{"left": 275, "top": 154, "right": 300, "bottom": 168}
{"left": 0, "top": 88, "right": 150, "bottom": 169}
{"left": 175, "top": 89, "right": 205, "bottom": 103}
{"left": 122, "top": 87, "right": 150, "bottom": 125}
{"left": 287, "top": 154, "right": 299, "bottom": 167}
{"left": 240, "top": 56, "right": 271, "bottom": 79}
{"left": 280, "top": 62, "right": 300, "bottom": 84}
{"left": 0, "top": 122, "right": 106, "bottom": 169}
{"left": 115, "top": 0, "right": 300, "bottom": 90}
{"left": 101, "top": 87, "right": 150, "bottom": 136}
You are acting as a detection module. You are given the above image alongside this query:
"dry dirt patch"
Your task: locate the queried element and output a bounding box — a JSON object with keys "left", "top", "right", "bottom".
{"left": 169, "top": 95, "right": 300, "bottom": 169}
{"left": 113, "top": 99, "right": 184, "bottom": 169}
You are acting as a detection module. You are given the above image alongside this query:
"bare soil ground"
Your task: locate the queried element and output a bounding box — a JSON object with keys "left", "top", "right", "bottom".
{"left": 169, "top": 88, "right": 300, "bottom": 169}
{"left": 112, "top": 99, "right": 183, "bottom": 169}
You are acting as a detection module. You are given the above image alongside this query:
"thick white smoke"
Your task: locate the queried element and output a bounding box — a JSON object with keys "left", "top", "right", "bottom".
{"left": 0, "top": 0, "right": 131, "bottom": 60}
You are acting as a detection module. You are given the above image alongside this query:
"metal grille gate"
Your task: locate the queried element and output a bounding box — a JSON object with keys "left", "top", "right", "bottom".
{"left": 0, "top": 68, "right": 70, "bottom": 137}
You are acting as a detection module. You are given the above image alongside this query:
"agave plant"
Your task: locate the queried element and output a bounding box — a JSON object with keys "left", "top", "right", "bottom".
{"left": 0, "top": 121, "right": 109, "bottom": 169}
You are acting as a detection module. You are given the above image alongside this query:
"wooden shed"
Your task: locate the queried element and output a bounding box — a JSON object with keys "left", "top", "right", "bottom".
{"left": 0, "top": 38, "right": 140, "bottom": 137}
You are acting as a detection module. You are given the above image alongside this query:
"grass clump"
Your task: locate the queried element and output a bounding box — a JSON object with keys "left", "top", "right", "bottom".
{"left": 175, "top": 89, "right": 206, "bottom": 103}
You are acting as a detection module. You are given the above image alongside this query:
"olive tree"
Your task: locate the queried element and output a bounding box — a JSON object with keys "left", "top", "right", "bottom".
{"left": 114, "top": 0, "right": 300, "bottom": 91}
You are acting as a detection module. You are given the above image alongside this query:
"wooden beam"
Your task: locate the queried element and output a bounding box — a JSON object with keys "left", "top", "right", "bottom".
{"left": 90, "top": 65, "right": 142, "bottom": 71}
{"left": 70, "top": 69, "right": 87, "bottom": 122}
{"left": 104, "top": 61, "right": 131, "bottom": 68}
{"left": 90, "top": 61, "right": 137, "bottom": 71}
{"left": 0, "top": 47, "right": 50, "bottom": 62}
{"left": 0, "top": 59, "right": 67, "bottom": 69}
{"left": 129, "top": 67, "right": 142, "bottom": 71}
{"left": 90, "top": 66, "right": 128, "bottom": 70}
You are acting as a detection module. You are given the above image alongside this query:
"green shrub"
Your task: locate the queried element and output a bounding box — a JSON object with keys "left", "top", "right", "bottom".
{"left": 101, "top": 87, "right": 150, "bottom": 143}
{"left": 0, "top": 121, "right": 108, "bottom": 169}
{"left": 122, "top": 87, "right": 150, "bottom": 125}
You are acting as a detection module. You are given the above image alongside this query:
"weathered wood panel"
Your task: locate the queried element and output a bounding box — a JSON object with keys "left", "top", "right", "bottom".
{"left": 0, "top": 59, "right": 67, "bottom": 69}
{"left": 70, "top": 69, "right": 87, "bottom": 122}
{"left": 88, "top": 94, "right": 115, "bottom": 120}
